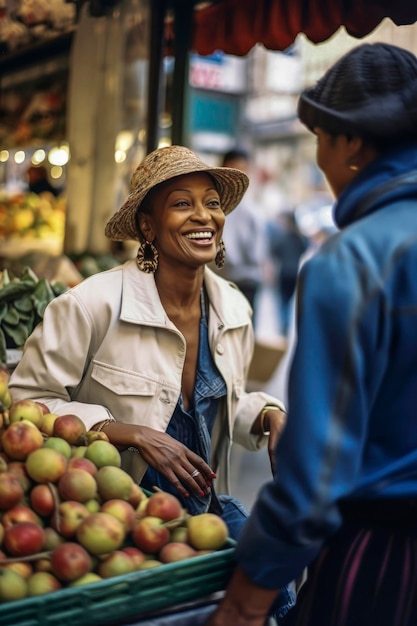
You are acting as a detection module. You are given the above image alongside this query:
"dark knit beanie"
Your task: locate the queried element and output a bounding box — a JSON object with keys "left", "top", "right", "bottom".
{"left": 298, "top": 43, "right": 417, "bottom": 140}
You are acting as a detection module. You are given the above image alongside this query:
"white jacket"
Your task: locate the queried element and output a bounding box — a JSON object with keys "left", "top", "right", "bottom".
{"left": 10, "top": 260, "right": 284, "bottom": 493}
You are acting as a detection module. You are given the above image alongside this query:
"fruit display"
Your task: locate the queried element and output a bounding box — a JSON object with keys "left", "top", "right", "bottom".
{"left": 0, "top": 266, "right": 67, "bottom": 366}
{"left": 0, "top": 370, "right": 230, "bottom": 606}
{"left": 0, "top": 192, "right": 66, "bottom": 241}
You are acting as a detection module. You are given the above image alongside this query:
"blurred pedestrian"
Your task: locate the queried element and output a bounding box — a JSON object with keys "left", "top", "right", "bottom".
{"left": 214, "top": 148, "right": 267, "bottom": 328}
{"left": 205, "top": 41, "right": 417, "bottom": 626}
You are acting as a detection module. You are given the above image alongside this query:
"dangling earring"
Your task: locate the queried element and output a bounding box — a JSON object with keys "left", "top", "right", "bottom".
{"left": 136, "top": 240, "right": 159, "bottom": 273}
{"left": 215, "top": 240, "right": 226, "bottom": 269}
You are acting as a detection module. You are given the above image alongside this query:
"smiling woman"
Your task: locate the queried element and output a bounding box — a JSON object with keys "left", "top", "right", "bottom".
{"left": 8, "top": 143, "right": 295, "bottom": 621}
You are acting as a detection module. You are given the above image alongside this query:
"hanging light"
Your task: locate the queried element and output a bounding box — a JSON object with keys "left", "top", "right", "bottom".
{"left": 32, "top": 149, "right": 46, "bottom": 165}
{"left": 14, "top": 151, "right": 25, "bottom": 164}
{"left": 48, "top": 144, "right": 70, "bottom": 166}
{"left": 0, "top": 150, "right": 9, "bottom": 162}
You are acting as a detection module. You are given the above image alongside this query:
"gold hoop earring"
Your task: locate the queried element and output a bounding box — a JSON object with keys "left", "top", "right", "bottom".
{"left": 215, "top": 240, "right": 226, "bottom": 269}
{"left": 136, "top": 240, "right": 159, "bottom": 273}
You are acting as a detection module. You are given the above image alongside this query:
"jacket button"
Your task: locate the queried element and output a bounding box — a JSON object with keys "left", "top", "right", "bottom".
{"left": 216, "top": 344, "right": 224, "bottom": 355}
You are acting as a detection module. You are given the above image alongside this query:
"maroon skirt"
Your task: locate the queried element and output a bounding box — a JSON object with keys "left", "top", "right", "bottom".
{"left": 281, "top": 500, "right": 417, "bottom": 626}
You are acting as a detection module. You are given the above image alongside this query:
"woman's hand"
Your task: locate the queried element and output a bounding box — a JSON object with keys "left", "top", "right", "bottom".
{"left": 102, "top": 422, "right": 215, "bottom": 498}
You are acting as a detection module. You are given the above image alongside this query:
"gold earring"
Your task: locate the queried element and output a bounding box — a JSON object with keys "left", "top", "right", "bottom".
{"left": 136, "top": 240, "right": 159, "bottom": 273}
{"left": 349, "top": 164, "right": 359, "bottom": 172}
{"left": 215, "top": 240, "right": 226, "bottom": 269}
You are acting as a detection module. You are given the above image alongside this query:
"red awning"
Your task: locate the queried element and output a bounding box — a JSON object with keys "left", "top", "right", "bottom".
{"left": 192, "top": 0, "right": 417, "bottom": 56}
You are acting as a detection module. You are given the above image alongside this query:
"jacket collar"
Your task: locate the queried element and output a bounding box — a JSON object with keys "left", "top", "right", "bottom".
{"left": 120, "top": 260, "right": 249, "bottom": 329}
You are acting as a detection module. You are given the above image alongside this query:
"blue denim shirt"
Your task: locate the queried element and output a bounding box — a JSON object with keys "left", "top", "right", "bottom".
{"left": 141, "top": 288, "right": 226, "bottom": 516}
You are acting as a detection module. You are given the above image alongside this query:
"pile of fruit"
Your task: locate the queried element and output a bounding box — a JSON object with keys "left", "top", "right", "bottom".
{"left": 0, "top": 367, "right": 229, "bottom": 603}
{"left": 0, "top": 192, "right": 66, "bottom": 241}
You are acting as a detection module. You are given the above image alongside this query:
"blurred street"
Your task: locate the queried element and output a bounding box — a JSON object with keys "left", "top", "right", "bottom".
{"left": 230, "top": 286, "right": 286, "bottom": 511}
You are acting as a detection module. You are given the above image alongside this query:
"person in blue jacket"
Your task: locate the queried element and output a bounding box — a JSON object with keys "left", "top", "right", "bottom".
{"left": 206, "top": 42, "right": 417, "bottom": 626}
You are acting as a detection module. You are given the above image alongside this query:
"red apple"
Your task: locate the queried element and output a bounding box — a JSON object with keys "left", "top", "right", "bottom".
{"left": 0, "top": 470, "right": 24, "bottom": 510}
{"left": 9, "top": 399, "right": 44, "bottom": 428}
{"left": 50, "top": 542, "right": 92, "bottom": 583}
{"left": 67, "top": 456, "right": 97, "bottom": 475}
{"left": 25, "top": 447, "right": 68, "bottom": 484}
{"left": 132, "top": 516, "right": 170, "bottom": 554}
{"left": 51, "top": 501, "right": 90, "bottom": 538}
{"left": 145, "top": 491, "right": 184, "bottom": 522}
{"left": 2, "top": 504, "right": 43, "bottom": 530}
{"left": 57, "top": 468, "right": 97, "bottom": 502}
{"left": 121, "top": 546, "right": 147, "bottom": 570}
{"left": 27, "top": 571, "right": 61, "bottom": 596}
{"left": 3, "top": 522, "right": 45, "bottom": 557}
{"left": 1, "top": 420, "right": 44, "bottom": 461}
{"left": 30, "top": 483, "right": 58, "bottom": 517}
{"left": 35, "top": 402, "right": 50, "bottom": 415}
{"left": 76, "top": 512, "right": 126, "bottom": 556}
{"left": 159, "top": 542, "right": 197, "bottom": 563}
{"left": 53, "top": 414, "right": 87, "bottom": 445}
{"left": 100, "top": 499, "right": 136, "bottom": 532}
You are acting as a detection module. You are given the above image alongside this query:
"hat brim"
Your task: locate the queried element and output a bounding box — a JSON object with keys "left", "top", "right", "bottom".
{"left": 105, "top": 165, "right": 249, "bottom": 242}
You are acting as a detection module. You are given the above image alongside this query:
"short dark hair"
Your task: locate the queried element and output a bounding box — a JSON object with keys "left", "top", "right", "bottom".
{"left": 222, "top": 148, "right": 249, "bottom": 167}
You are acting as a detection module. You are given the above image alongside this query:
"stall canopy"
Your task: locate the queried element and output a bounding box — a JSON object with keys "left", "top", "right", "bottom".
{"left": 192, "top": 0, "right": 417, "bottom": 56}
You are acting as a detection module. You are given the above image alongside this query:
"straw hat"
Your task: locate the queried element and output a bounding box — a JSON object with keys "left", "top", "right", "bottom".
{"left": 105, "top": 145, "right": 250, "bottom": 241}
{"left": 298, "top": 43, "right": 417, "bottom": 140}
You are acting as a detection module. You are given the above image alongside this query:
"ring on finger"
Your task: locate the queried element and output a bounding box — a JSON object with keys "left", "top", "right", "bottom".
{"left": 190, "top": 469, "right": 200, "bottom": 478}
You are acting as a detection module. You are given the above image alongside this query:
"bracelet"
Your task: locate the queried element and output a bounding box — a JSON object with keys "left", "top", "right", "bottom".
{"left": 92, "top": 419, "right": 114, "bottom": 433}
{"left": 260, "top": 405, "right": 285, "bottom": 435}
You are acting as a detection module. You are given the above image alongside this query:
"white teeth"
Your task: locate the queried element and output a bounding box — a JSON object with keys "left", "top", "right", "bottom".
{"left": 185, "top": 232, "right": 213, "bottom": 240}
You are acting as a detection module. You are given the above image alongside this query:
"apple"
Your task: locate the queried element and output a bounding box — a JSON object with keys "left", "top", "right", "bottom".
{"left": 50, "top": 542, "right": 92, "bottom": 582}
{"left": 100, "top": 499, "right": 136, "bottom": 532}
{"left": 9, "top": 399, "right": 44, "bottom": 428}
{"left": 53, "top": 414, "right": 87, "bottom": 445}
{"left": 121, "top": 546, "right": 147, "bottom": 570}
{"left": 3, "top": 522, "right": 45, "bottom": 557}
{"left": 40, "top": 413, "right": 59, "bottom": 437}
{"left": 57, "top": 468, "right": 98, "bottom": 502}
{"left": 27, "top": 571, "right": 62, "bottom": 596}
{"left": 135, "top": 497, "right": 149, "bottom": 519}
{"left": 85, "top": 440, "right": 121, "bottom": 468}
{"left": 69, "top": 572, "right": 102, "bottom": 586}
{"left": 43, "top": 526, "right": 65, "bottom": 551}
{"left": 0, "top": 367, "right": 10, "bottom": 400}
{"left": 0, "top": 470, "right": 24, "bottom": 510}
{"left": 128, "top": 483, "right": 147, "bottom": 508}
{"left": 7, "top": 461, "right": 32, "bottom": 493}
{"left": 76, "top": 512, "right": 126, "bottom": 556}
{"left": 95, "top": 466, "right": 133, "bottom": 501}
{"left": 170, "top": 525, "right": 189, "bottom": 544}
{"left": 186, "top": 513, "right": 228, "bottom": 550}
{"left": 145, "top": 491, "right": 184, "bottom": 522}
{"left": 132, "top": 516, "right": 170, "bottom": 554}
{"left": 25, "top": 447, "right": 68, "bottom": 484}
{"left": 2, "top": 560, "right": 33, "bottom": 579}
{"left": 30, "top": 483, "right": 58, "bottom": 517}
{"left": 34, "top": 558, "right": 53, "bottom": 573}
{"left": 2, "top": 504, "right": 43, "bottom": 530}
{"left": 159, "top": 542, "right": 197, "bottom": 563}
{"left": 85, "top": 430, "right": 110, "bottom": 443}
{"left": 96, "top": 550, "right": 135, "bottom": 578}
{"left": 0, "top": 568, "right": 28, "bottom": 601}
{"left": 44, "top": 436, "right": 72, "bottom": 459}
{"left": 139, "top": 559, "right": 162, "bottom": 570}
{"left": 35, "top": 402, "right": 50, "bottom": 415}
{"left": 51, "top": 501, "right": 90, "bottom": 538}
{"left": 67, "top": 456, "right": 97, "bottom": 475}
{"left": 71, "top": 445, "right": 87, "bottom": 459}
{"left": 1, "top": 420, "right": 44, "bottom": 461}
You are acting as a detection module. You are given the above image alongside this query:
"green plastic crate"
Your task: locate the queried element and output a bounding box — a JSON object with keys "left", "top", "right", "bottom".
{"left": 0, "top": 540, "right": 236, "bottom": 626}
